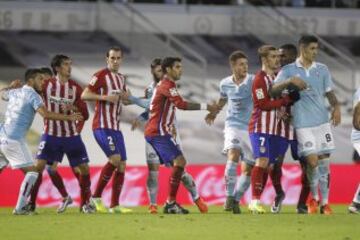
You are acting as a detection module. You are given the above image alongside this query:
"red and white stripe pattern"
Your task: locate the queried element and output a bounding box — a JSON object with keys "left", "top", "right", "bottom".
{"left": 43, "top": 77, "right": 80, "bottom": 137}
{"left": 275, "top": 106, "right": 295, "bottom": 140}
{"left": 249, "top": 74, "right": 276, "bottom": 135}
{"left": 89, "top": 68, "right": 126, "bottom": 131}
{"left": 145, "top": 79, "right": 187, "bottom": 137}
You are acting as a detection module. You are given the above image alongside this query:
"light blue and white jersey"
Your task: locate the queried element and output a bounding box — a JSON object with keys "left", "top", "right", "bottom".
{"left": 274, "top": 59, "right": 333, "bottom": 129}
{"left": 219, "top": 74, "right": 254, "bottom": 130}
{"left": 351, "top": 88, "right": 360, "bottom": 142}
{"left": 129, "top": 82, "right": 156, "bottom": 110}
{"left": 0, "top": 85, "right": 43, "bottom": 140}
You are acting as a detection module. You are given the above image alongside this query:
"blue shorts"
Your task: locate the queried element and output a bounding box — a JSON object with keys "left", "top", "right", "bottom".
{"left": 289, "top": 139, "right": 299, "bottom": 160}
{"left": 36, "top": 134, "right": 89, "bottom": 167}
{"left": 249, "top": 133, "right": 288, "bottom": 164}
{"left": 93, "top": 129, "right": 127, "bottom": 161}
{"left": 145, "top": 135, "right": 182, "bottom": 166}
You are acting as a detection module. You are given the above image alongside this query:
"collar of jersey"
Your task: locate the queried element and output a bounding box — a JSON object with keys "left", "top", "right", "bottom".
{"left": 295, "top": 58, "right": 317, "bottom": 70}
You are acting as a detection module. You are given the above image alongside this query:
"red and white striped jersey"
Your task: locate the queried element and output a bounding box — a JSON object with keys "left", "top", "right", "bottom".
{"left": 43, "top": 77, "right": 89, "bottom": 137}
{"left": 88, "top": 68, "right": 126, "bottom": 131}
{"left": 145, "top": 78, "right": 188, "bottom": 137}
{"left": 248, "top": 71, "right": 291, "bottom": 136}
{"left": 275, "top": 106, "right": 295, "bottom": 140}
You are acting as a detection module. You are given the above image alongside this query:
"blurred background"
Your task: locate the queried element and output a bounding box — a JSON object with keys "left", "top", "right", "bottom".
{"left": 0, "top": 0, "right": 359, "bottom": 206}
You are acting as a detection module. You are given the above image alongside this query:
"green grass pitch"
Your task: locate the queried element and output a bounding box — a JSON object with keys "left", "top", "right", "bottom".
{"left": 0, "top": 205, "right": 359, "bottom": 240}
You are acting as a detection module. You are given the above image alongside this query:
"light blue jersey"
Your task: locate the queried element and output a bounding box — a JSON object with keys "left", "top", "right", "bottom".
{"left": 0, "top": 85, "right": 43, "bottom": 140}
{"left": 220, "top": 74, "right": 254, "bottom": 130}
{"left": 351, "top": 88, "right": 360, "bottom": 142}
{"left": 274, "top": 59, "right": 333, "bottom": 129}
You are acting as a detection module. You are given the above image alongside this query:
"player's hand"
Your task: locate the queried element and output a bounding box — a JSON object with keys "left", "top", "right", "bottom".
{"left": 207, "top": 101, "right": 220, "bottom": 115}
{"left": 277, "top": 109, "right": 291, "bottom": 124}
{"left": 120, "top": 90, "right": 130, "bottom": 101}
{"left": 205, "top": 113, "right": 216, "bottom": 126}
{"left": 169, "top": 124, "right": 177, "bottom": 139}
{"left": 331, "top": 106, "right": 341, "bottom": 126}
{"left": 290, "top": 77, "right": 307, "bottom": 90}
{"left": 61, "top": 104, "right": 77, "bottom": 113}
{"left": 9, "top": 79, "right": 23, "bottom": 89}
{"left": 68, "top": 112, "right": 84, "bottom": 121}
{"left": 131, "top": 119, "right": 141, "bottom": 131}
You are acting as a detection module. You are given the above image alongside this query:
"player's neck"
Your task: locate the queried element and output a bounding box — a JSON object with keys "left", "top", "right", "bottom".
{"left": 232, "top": 75, "right": 246, "bottom": 85}
{"left": 261, "top": 65, "right": 275, "bottom": 78}
{"left": 299, "top": 56, "right": 313, "bottom": 69}
{"left": 57, "top": 74, "right": 69, "bottom": 84}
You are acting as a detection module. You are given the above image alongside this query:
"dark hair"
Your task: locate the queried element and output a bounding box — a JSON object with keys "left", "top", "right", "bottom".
{"left": 51, "top": 54, "right": 70, "bottom": 75}
{"left": 25, "top": 68, "right": 43, "bottom": 83}
{"left": 161, "top": 57, "right": 182, "bottom": 73}
{"left": 229, "top": 50, "right": 247, "bottom": 64}
{"left": 40, "top": 67, "right": 53, "bottom": 76}
{"left": 279, "top": 44, "right": 298, "bottom": 56}
{"left": 258, "top": 45, "right": 277, "bottom": 63}
{"left": 106, "top": 46, "right": 123, "bottom": 57}
{"left": 298, "top": 35, "right": 318, "bottom": 47}
{"left": 150, "top": 58, "right": 162, "bottom": 69}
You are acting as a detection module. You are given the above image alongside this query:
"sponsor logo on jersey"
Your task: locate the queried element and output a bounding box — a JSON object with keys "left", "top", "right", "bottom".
{"left": 169, "top": 88, "right": 179, "bottom": 97}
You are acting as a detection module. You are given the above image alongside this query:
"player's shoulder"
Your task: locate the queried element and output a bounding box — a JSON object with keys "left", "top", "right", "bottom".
{"left": 281, "top": 62, "right": 297, "bottom": 72}
{"left": 159, "top": 79, "right": 175, "bottom": 88}
{"left": 314, "top": 62, "right": 329, "bottom": 71}
{"left": 68, "top": 79, "right": 83, "bottom": 89}
{"left": 220, "top": 75, "right": 233, "bottom": 86}
{"left": 94, "top": 68, "right": 109, "bottom": 78}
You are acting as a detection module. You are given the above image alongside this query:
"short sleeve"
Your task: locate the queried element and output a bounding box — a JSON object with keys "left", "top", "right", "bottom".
{"left": 88, "top": 73, "right": 104, "bottom": 92}
{"left": 219, "top": 82, "right": 227, "bottom": 99}
{"left": 274, "top": 68, "right": 289, "bottom": 84}
{"left": 29, "top": 91, "right": 44, "bottom": 111}
{"left": 323, "top": 66, "right": 333, "bottom": 93}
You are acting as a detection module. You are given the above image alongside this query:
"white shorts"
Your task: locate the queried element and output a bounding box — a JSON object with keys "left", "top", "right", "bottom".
{"left": 296, "top": 123, "right": 335, "bottom": 157}
{"left": 145, "top": 133, "right": 183, "bottom": 164}
{"left": 223, "top": 127, "right": 255, "bottom": 165}
{"left": 0, "top": 137, "right": 34, "bottom": 169}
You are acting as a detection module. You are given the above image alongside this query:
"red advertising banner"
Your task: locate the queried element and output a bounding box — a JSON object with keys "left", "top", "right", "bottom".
{"left": 0, "top": 164, "right": 359, "bottom": 207}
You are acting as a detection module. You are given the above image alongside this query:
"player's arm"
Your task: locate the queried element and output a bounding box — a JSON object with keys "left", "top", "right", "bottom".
{"left": 81, "top": 87, "right": 120, "bottom": 104}
{"left": 353, "top": 102, "right": 360, "bottom": 131}
{"left": 36, "top": 105, "right": 83, "bottom": 121}
{"left": 326, "top": 90, "right": 341, "bottom": 126}
{"left": 1, "top": 79, "right": 23, "bottom": 101}
{"left": 270, "top": 76, "right": 307, "bottom": 98}
{"left": 205, "top": 97, "right": 227, "bottom": 125}
{"left": 253, "top": 76, "right": 292, "bottom": 110}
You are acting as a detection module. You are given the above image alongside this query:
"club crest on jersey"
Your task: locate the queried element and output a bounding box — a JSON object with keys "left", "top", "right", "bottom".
{"left": 231, "top": 139, "right": 240, "bottom": 144}
{"left": 255, "top": 89, "right": 264, "bottom": 99}
{"left": 90, "top": 76, "right": 98, "bottom": 86}
{"left": 305, "top": 141, "right": 313, "bottom": 148}
{"left": 260, "top": 146, "right": 266, "bottom": 153}
{"left": 169, "top": 88, "right": 179, "bottom": 97}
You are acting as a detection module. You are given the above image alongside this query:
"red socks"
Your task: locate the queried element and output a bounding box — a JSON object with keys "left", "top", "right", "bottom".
{"left": 93, "top": 162, "right": 116, "bottom": 198}
{"left": 168, "top": 166, "right": 184, "bottom": 202}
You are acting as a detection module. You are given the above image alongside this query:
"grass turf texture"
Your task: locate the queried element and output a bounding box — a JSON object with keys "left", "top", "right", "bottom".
{"left": 0, "top": 205, "right": 358, "bottom": 240}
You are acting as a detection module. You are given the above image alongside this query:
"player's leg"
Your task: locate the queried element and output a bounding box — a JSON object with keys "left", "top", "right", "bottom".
{"left": 249, "top": 133, "right": 270, "bottom": 214}
{"left": 317, "top": 123, "right": 335, "bottom": 215}
{"left": 222, "top": 127, "right": 241, "bottom": 210}
{"left": 145, "top": 142, "right": 160, "bottom": 214}
{"left": 146, "top": 135, "right": 188, "bottom": 214}
{"left": 233, "top": 161, "right": 252, "bottom": 214}
{"left": 1, "top": 139, "right": 39, "bottom": 215}
{"left": 46, "top": 162, "right": 71, "bottom": 202}
{"left": 296, "top": 127, "right": 320, "bottom": 214}
{"left": 91, "top": 129, "right": 118, "bottom": 212}
{"left": 181, "top": 170, "right": 208, "bottom": 213}
{"left": 65, "top": 136, "right": 92, "bottom": 213}
{"left": 269, "top": 136, "right": 287, "bottom": 214}
{"left": 233, "top": 132, "right": 254, "bottom": 214}
{"left": 107, "top": 131, "right": 129, "bottom": 214}
{"left": 349, "top": 183, "right": 360, "bottom": 214}
{"left": 297, "top": 159, "right": 310, "bottom": 213}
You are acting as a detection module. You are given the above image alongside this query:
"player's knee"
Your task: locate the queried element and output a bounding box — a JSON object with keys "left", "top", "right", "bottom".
{"left": 174, "top": 155, "right": 186, "bottom": 167}
{"left": 46, "top": 164, "right": 57, "bottom": 175}
{"left": 78, "top": 164, "right": 90, "bottom": 175}
{"left": 148, "top": 163, "right": 159, "bottom": 171}
{"left": 227, "top": 149, "right": 240, "bottom": 162}
{"left": 256, "top": 157, "right": 268, "bottom": 168}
